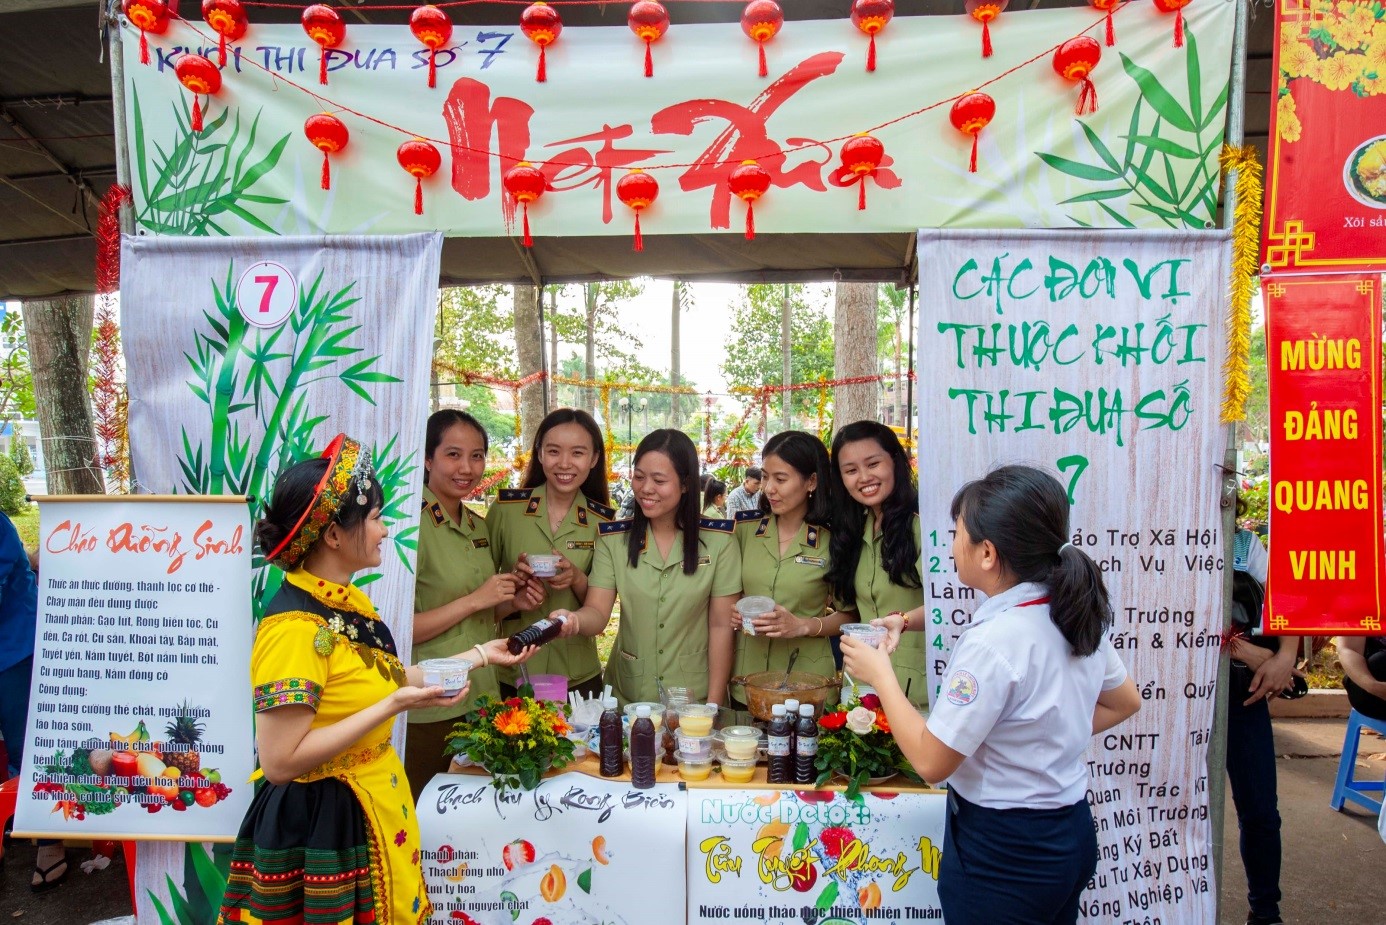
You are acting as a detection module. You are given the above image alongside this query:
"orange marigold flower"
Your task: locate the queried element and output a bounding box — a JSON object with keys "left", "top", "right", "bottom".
{"left": 494, "top": 707, "right": 532, "bottom": 736}
{"left": 875, "top": 710, "right": 891, "bottom": 734}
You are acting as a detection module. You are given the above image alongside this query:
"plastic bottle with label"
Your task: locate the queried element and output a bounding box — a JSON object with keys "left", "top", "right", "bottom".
{"left": 783, "top": 698, "right": 800, "bottom": 766}
{"left": 766, "top": 703, "right": 792, "bottom": 784}
{"left": 506, "top": 613, "right": 567, "bottom": 655}
{"left": 630, "top": 705, "right": 656, "bottom": 789}
{"left": 598, "top": 696, "right": 623, "bottom": 778}
{"left": 793, "top": 703, "right": 818, "bottom": 785}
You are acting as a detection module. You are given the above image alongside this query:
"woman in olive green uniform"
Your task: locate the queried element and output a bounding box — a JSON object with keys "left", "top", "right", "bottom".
{"left": 406, "top": 410, "right": 536, "bottom": 795}
{"left": 731, "top": 431, "right": 854, "bottom": 705}
{"left": 485, "top": 409, "right": 614, "bottom": 697}
{"left": 827, "top": 421, "right": 929, "bottom": 708}
{"left": 555, "top": 429, "right": 740, "bottom": 706}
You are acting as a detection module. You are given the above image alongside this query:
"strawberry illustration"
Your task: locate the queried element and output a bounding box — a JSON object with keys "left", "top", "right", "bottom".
{"left": 530, "top": 918, "right": 553, "bottom": 925}
{"left": 449, "top": 913, "right": 481, "bottom": 925}
{"left": 502, "top": 839, "right": 536, "bottom": 871}
{"left": 819, "top": 826, "right": 858, "bottom": 861}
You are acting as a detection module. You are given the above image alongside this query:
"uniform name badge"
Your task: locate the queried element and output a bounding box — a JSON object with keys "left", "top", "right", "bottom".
{"left": 697, "top": 555, "right": 711, "bottom": 566}
{"left": 794, "top": 554, "right": 826, "bottom": 568}
{"left": 567, "top": 540, "right": 595, "bottom": 550}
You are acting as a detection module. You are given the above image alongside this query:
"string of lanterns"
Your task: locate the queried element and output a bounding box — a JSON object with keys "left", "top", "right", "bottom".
{"left": 122, "top": 0, "right": 1188, "bottom": 245}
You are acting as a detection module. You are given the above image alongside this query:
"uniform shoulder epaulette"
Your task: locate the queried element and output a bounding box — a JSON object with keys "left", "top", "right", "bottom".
{"left": 497, "top": 487, "right": 533, "bottom": 503}
{"left": 586, "top": 499, "right": 617, "bottom": 521}
{"left": 420, "top": 498, "right": 446, "bottom": 526}
{"left": 734, "top": 509, "right": 765, "bottom": 524}
{"left": 699, "top": 517, "right": 736, "bottom": 534}
{"left": 598, "top": 519, "right": 635, "bottom": 536}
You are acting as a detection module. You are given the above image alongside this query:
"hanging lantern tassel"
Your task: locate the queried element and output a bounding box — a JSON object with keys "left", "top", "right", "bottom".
{"left": 850, "top": 0, "right": 894, "bottom": 73}
{"left": 174, "top": 54, "right": 221, "bottom": 136}
{"left": 302, "top": 4, "right": 346, "bottom": 87}
{"left": 949, "top": 92, "right": 996, "bottom": 174}
{"left": 304, "top": 113, "right": 348, "bottom": 191}
{"left": 727, "top": 160, "right": 771, "bottom": 240}
{"left": 123, "top": 0, "right": 170, "bottom": 66}
{"left": 520, "top": 3, "right": 563, "bottom": 83}
{"left": 503, "top": 162, "right": 548, "bottom": 247}
{"left": 1152, "top": 0, "right": 1191, "bottom": 48}
{"left": 203, "top": 0, "right": 249, "bottom": 69}
{"left": 741, "top": 1, "right": 784, "bottom": 79}
{"left": 616, "top": 169, "right": 660, "bottom": 252}
{"left": 966, "top": 0, "right": 1008, "bottom": 59}
{"left": 397, "top": 139, "right": 442, "bottom": 215}
{"left": 1054, "top": 36, "right": 1102, "bottom": 117}
{"left": 628, "top": 2, "right": 670, "bottom": 78}
{"left": 410, "top": 6, "right": 453, "bottom": 89}
{"left": 839, "top": 134, "right": 885, "bottom": 211}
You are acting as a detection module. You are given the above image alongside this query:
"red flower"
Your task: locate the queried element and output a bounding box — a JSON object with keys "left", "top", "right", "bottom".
{"left": 394, "top": 829, "right": 408, "bottom": 846}
{"left": 859, "top": 693, "right": 882, "bottom": 711}
{"left": 819, "top": 826, "right": 859, "bottom": 860}
{"left": 505, "top": 697, "right": 523, "bottom": 708}
{"left": 819, "top": 711, "right": 847, "bottom": 730}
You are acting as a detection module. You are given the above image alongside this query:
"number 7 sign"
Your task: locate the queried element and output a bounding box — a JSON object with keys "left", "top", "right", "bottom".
{"left": 235, "top": 262, "right": 297, "bottom": 329}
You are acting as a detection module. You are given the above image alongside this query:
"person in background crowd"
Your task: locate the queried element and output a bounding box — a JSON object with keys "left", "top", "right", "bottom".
{"left": 841, "top": 465, "right": 1139, "bottom": 925}
{"left": 1336, "top": 634, "right": 1386, "bottom": 721}
{"left": 407, "top": 410, "right": 539, "bottom": 795}
{"left": 551, "top": 429, "right": 740, "bottom": 705}
{"left": 1228, "top": 497, "right": 1299, "bottom": 925}
{"left": 825, "top": 421, "right": 927, "bottom": 707}
{"left": 0, "top": 512, "right": 67, "bottom": 892}
{"left": 725, "top": 466, "right": 763, "bottom": 516}
{"left": 703, "top": 478, "right": 727, "bottom": 518}
{"left": 222, "top": 435, "right": 534, "bottom": 925}
{"left": 487, "top": 409, "right": 615, "bottom": 699}
{"left": 730, "top": 431, "right": 852, "bottom": 706}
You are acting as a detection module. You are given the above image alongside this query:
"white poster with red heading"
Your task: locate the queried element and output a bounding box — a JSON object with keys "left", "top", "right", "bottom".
{"left": 12, "top": 496, "right": 254, "bottom": 840}
{"left": 916, "top": 228, "right": 1230, "bottom": 924}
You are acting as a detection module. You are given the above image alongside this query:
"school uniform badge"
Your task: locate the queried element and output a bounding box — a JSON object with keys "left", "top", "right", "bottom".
{"left": 946, "top": 670, "right": 979, "bottom": 706}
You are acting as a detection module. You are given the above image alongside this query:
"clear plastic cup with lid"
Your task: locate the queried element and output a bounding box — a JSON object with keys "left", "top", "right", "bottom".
{"left": 841, "top": 622, "right": 889, "bottom": 649}
{"left": 676, "top": 702, "right": 717, "bottom": 737}
{"left": 719, "top": 756, "right": 757, "bottom": 784}
{"left": 735, "top": 596, "right": 776, "bottom": 635}
{"left": 420, "top": 658, "right": 472, "bottom": 696}
{"left": 676, "top": 732, "right": 714, "bottom": 761}
{"left": 528, "top": 553, "right": 562, "bottom": 578}
{"left": 719, "top": 726, "right": 761, "bottom": 761}
{"left": 677, "top": 754, "right": 713, "bottom": 781}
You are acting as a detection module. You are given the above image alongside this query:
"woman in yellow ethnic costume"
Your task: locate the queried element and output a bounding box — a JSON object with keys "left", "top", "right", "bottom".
{"left": 731, "top": 431, "right": 855, "bottom": 706}
{"left": 826, "top": 421, "right": 929, "bottom": 709}
{"left": 485, "top": 409, "right": 614, "bottom": 698}
{"left": 220, "top": 434, "right": 533, "bottom": 925}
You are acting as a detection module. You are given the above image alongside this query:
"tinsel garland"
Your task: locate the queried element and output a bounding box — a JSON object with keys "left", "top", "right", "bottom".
{"left": 93, "top": 186, "right": 133, "bottom": 491}
{"left": 1218, "top": 144, "right": 1264, "bottom": 423}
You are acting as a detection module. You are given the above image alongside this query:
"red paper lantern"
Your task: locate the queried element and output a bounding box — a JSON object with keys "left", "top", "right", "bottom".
{"left": 503, "top": 161, "right": 547, "bottom": 246}
{"left": 1152, "top": 0, "right": 1192, "bottom": 48}
{"left": 949, "top": 92, "right": 996, "bottom": 173}
{"left": 616, "top": 169, "right": 659, "bottom": 252}
{"left": 202, "top": 0, "right": 247, "bottom": 68}
{"left": 302, "top": 4, "right": 345, "bottom": 86}
{"left": 850, "top": 0, "right": 893, "bottom": 72}
{"left": 520, "top": 2, "right": 563, "bottom": 83}
{"left": 1053, "top": 36, "right": 1101, "bottom": 116}
{"left": 741, "top": 1, "right": 783, "bottom": 78}
{"left": 174, "top": 54, "right": 220, "bottom": 134}
{"left": 305, "top": 113, "right": 348, "bottom": 191}
{"left": 1090, "top": 0, "right": 1120, "bottom": 46}
{"left": 839, "top": 134, "right": 885, "bottom": 211}
{"left": 727, "top": 160, "right": 771, "bottom": 240}
{"left": 398, "top": 139, "right": 442, "bottom": 216}
{"left": 410, "top": 6, "right": 452, "bottom": 89}
{"left": 628, "top": 1, "right": 670, "bottom": 78}
{"left": 122, "top": 0, "right": 169, "bottom": 66}
{"left": 965, "top": 0, "right": 1008, "bottom": 59}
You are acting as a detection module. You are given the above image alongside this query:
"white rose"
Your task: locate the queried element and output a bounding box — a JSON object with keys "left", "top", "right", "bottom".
{"left": 845, "top": 706, "right": 877, "bottom": 735}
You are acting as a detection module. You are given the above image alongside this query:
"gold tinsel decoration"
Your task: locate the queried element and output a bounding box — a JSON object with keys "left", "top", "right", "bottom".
{"left": 1219, "top": 144, "right": 1264, "bottom": 423}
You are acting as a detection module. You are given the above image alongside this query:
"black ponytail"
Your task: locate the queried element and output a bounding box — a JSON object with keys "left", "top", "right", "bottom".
{"left": 949, "top": 465, "right": 1111, "bottom": 657}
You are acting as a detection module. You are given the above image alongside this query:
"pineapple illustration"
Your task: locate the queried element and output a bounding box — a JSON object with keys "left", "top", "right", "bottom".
{"left": 163, "top": 702, "right": 205, "bottom": 776}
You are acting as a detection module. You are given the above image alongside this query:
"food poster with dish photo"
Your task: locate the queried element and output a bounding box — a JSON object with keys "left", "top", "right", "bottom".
{"left": 12, "top": 496, "right": 253, "bottom": 840}
{"left": 916, "top": 228, "right": 1230, "bottom": 924}
{"left": 1263, "top": 0, "right": 1386, "bottom": 270}
{"left": 685, "top": 787, "right": 947, "bottom": 924}
{"left": 415, "top": 773, "right": 685, "bottom": 925}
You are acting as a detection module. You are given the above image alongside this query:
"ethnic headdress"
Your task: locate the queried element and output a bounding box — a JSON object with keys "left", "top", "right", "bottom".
{"left": 265, "top": 434, "right": 376, "bottom": 570}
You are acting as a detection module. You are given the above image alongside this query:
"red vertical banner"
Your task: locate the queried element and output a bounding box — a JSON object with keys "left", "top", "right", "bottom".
{"left": 1263, "top": 273, "right": 1385, "bottom": 635}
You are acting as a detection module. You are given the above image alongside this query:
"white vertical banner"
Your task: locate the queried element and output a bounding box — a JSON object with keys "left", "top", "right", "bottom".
{"left": 916, "top": 228, "right": 1229, "bottom": 923}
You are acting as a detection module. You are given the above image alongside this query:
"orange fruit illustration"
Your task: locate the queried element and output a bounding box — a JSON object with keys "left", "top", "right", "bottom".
{"left": 539, "top": 865, "right": 566, "bottom": 902}
{"left": 591, "top": 835, "right": 610, "bottom": 865}
{"left": 859, "top": 882, "right": 883, "bottom": 910}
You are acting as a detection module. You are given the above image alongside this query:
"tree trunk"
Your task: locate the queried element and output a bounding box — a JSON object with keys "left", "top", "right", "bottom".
{"left": 24, "top": 295, "right": 104, "bottom": 494}
{"left": 832, "top": 282, "right": 878, "bottom": 435}
{"left": 584, "top": 283, "right": 598, "bottom": 415}
{"left": 670, "top": 282, "right": 682, "bottom": 427}
{"left": 513, "top": 285, "right": 545, "bottom": 447}
{"left": 549, "top": 288, "right": 560, "bottom": 410}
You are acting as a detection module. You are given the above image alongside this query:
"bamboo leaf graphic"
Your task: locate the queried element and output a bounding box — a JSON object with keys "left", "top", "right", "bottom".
{"left": 1122, "top": 135, "right": 1200, "bottom": 159}
{"left": 220, "top": 201, "right": 279, "bottom": 234}
{"left": 1119, "top": 54, "right": 1196, "bottom": 132}
{"left": 1096, "top": 201, "right": 1136, "bottom": 228}
{"left": 1036, "top": 153, "right": 1120, "bottom": 182}
{"left": 1200, "top": 83, "right": 1229, "bottom": 132}
{"left": 1186, "top": 30, "right": 1203, "bottom": 128}
{"left": 1079, "top": 121, "right": 1122, "bottom": 173}
{"left": 1060, "top": 188, "right": 1130, "bottom": 204}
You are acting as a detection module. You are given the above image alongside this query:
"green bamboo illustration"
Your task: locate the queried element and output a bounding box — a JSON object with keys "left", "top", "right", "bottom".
{"left": 1036, "top": 30, "right": 1228, "bottom": 229}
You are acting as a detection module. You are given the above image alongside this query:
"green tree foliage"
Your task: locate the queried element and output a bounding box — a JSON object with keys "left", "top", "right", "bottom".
{"left": 8, "top": 424, "right": 34, "bottom": 476}
{"left": 0, "top": 455, "right": 28, "bottom": 516}
{"left": 720, "top": 284, "right": 835, "bottom": 415}
{"left": 435, "top": 285, "right": 519, "bottom": 378}
{"left": 0, "top": 310, "right": 35, "bottom": 421}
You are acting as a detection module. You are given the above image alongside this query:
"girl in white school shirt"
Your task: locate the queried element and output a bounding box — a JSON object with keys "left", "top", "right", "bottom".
{"left": 841, "top": 465, "right": 1141, "bottom": 925}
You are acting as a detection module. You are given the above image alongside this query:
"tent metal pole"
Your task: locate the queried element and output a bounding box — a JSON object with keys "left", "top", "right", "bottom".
{"left": 1209, "top": 0, "right": 1251, "bottom": 916}
{"left": 106, "top": 0, "right": 134, "bottom": 235}
{"left": 905, "top": 283, "right": 916, "bottom": 446}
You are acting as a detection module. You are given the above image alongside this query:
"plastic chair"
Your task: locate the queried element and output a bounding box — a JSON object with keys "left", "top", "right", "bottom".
{"left": 1330, "top": 708, "right": 1386, "bottom": 814}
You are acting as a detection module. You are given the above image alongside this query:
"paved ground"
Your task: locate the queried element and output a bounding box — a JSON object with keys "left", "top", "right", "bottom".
{"left": 3, "top": 717, "right": 1383, "bottom": 924}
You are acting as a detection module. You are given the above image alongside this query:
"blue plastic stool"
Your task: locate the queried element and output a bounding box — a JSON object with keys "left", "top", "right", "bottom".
{"left": 1329, "top": 708, "right": 1386, "bottom": 814}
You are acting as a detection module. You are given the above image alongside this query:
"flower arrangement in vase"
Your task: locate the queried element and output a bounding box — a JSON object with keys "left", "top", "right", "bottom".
{"left": 813, "top": 690, "right": 922, "bottom": 799}
{"left": 445, "top": 686, "right": 575, "bottom": 794}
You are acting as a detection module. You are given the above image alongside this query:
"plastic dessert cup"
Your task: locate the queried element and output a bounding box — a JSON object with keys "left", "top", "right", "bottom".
{"left": 528, "top": 554, "right": 561, "bottom": 578}
{"left": 720, "top": 726, "right": 760, "bottom": 761}
{"left": 841, "top": 623, "right": 889, "bottom": 649}
{"left": 735, "top": 595, "right": 775, "bottom": 635}
{"left": 420, "top": 658, "right": 472, "bottom": 696}
{"left": 677, "top": 703, "right": 717, "bottom": 737}
{"left": 624, "top": 703, "right": 665, "bottom": 731}
{"left": 676, "top": 732, "right": 714, "bottom": 760}
{"left": 678, "top": 754, "right": 713, "bottom": 781}
{"left": 719, "top": 756, "right": 757, "bottom": 784}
